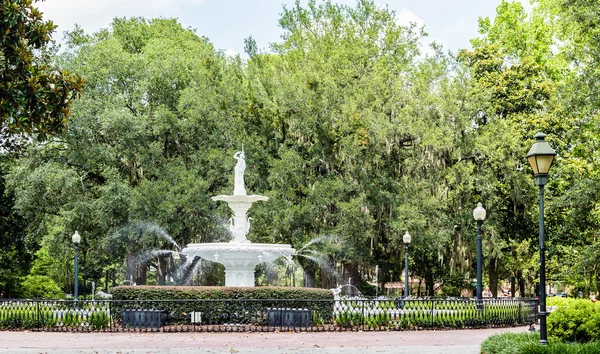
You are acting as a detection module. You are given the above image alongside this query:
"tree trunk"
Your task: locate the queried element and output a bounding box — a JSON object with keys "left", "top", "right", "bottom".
{"left": 517, "top": 271, "right": 526, "bottom": 297}
{"left": 510, "top": 275, "right": 516, "bottom": 298}
{"left": 136, "top": 264, "right": 147, "bottom": 285}
{"left": 157, "top": 255, "right": 169, "bottom": 285}
{"left": 379, "top": 262, "right": 390, "bottom": 296}
{"left": 425, "top": 272, "right": 435, "bottom": 296}
{"left": 489, "top": 257, "right": 499, "bottom": 297}
{"left": 126, "top": 253, "right": 136, "bottom": 284}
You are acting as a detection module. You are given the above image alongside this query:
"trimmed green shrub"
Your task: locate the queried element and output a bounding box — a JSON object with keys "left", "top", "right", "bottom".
{"left": 111, "top": 285, "right": 333, "bottom": 300}
{"left": 110, "top": 286, "right": 334, "bottom": 326}
{"left": 547, "top": 299, "right": 600, "bottom": 342}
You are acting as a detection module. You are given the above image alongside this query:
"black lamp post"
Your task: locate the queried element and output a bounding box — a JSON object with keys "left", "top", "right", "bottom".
{"left": 473, "top": 203, "right": 486, "bottom": 310}
{"left": 72, "top": 231, "right": 81, "bottom": 301}
{"left": 526, "top": 132, "right": 556, "bottom": 345}
{"left": 403, "top": 231, "right": 412, "bottom": 297}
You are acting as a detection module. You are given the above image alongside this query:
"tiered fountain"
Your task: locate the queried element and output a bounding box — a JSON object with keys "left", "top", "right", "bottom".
{"left": 182, "top": 149, "right": 295, "bottom": 286}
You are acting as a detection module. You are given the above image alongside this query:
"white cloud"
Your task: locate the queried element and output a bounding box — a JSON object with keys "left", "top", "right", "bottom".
{"left": 443, "top": 17, "right": 469, "bottom": 36}
{"left": 395, "top": 9, "right": 425, "bottom": 29}
{"left": 225, "top": 48, "right": 238, "bottom": 57}
{"left": 36, "top": 0, "right": 204, "bottom": 39}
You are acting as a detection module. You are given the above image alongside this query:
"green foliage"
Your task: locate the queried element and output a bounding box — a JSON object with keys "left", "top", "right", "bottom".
{"left": 88, "top": 310, "right": 110, "bottom": 330}
{"left": 0, "top": 157, "right": 29, "bottom": 297}
{"left": 481, "top": 332, "right": 600, "bottom": 354}
{"left": 112, "top": 286, "right": 333, "bottom": 326}
{"left": 481, "top": 332, "right": 543, "bottom": 354}
{"left": 333, "top": 298, "right": 530, "bottom": 330}
{"left": 0, "top": 304, "right": 38, "bottom": 329}
{"left": 0, "top": 301, "right": 110, "bottom": 330}
{"left": 19, "top": 275, "right": 64, "bottom": 299}
{"left": 546, "top": 296, "right": 584, "bottom": 307}
{"left": 111, "top": 285, "right": 333, "bottom": 300}
{"left": 547, "top": 299, "right": 600, "bottom": 342}
{"left": 0, "top": 0, "right": 84, "bottom": 137}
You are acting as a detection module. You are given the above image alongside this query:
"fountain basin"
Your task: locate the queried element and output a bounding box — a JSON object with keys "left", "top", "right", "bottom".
{"left": 182, "top": 243, "right": 295, "bottom": 286}
{"left": 212, "top": 195, "right": 268, "bottom": 203}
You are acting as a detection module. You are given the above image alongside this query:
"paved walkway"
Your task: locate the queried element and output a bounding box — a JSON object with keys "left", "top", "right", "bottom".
{"left": 0, "top": 326, "right": 529, "bottom": 354}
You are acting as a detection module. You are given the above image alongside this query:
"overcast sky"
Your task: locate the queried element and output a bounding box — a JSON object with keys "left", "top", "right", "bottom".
{"left": 37, "top": 0, "right": 529, "bottom": 57}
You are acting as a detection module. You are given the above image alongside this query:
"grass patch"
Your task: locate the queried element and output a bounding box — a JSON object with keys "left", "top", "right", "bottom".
{"left": 481, "top": 332, "right": 600, "bottom": 354}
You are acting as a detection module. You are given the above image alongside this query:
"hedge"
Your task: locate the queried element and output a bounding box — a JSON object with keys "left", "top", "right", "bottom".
{"left": 110, "top": 286, "right": 334, "bottom": 326}
{"left": 110, "top": 286, "right": 334, "bottom": 300}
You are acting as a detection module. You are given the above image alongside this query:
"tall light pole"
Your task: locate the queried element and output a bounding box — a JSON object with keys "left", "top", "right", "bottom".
{"left": 473, "top": 203, "right": 486, "bottom": 310}
{"left": 72, "top": 231, "right": 81, "bottom": 301}
{"left": 526, "top": 132, "right": 556, "bottom": 345}
{"left": 403, "top": 231, "right": 412, "bottom": 298}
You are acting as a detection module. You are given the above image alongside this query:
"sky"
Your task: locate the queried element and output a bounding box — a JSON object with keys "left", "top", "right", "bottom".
{"left": 37, "top": 0, "right": 530, "bottom": 57}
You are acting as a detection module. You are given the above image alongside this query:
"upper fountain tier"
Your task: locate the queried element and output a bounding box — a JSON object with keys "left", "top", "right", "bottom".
{"left": 211, "top": 149, "right": 267, "bottom": 244}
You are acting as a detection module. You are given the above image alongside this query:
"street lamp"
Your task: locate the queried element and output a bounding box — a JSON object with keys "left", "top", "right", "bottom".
{"left": 403, "top": 231, "right": 412, "bottom": 297}
{"left": 72, "top": 231, "right": 81, "bottom": 301}
{"left": 473, "top": 203, "right": 486, "bottom": 310}
{"left": 526, "top": 132, "right": 556, "bottom": 345}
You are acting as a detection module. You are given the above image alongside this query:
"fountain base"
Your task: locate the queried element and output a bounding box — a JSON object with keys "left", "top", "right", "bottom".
{"left": 182, "top": 242, "right": 295, "bottom": 286}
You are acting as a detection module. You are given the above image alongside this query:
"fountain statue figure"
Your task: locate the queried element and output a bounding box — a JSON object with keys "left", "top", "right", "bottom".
{"left": 182, "top": 149, "right": 295, "bottom": 286}
{"left": 233, "top": 150, "right": 246, "bottom": 196}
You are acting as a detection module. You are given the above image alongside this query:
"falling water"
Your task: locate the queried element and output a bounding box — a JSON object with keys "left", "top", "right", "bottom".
{"left": 181, "top": 258, "right": 204, "bottom": 285}
{"left": 134, "top": 221, "right": 181, "bottom": 250}
{"left": 133, "top": 249, "right": 174, "bottom": 266}
{"left": 108, "top": 221, "right": 181, "bottom": 251}
{"left": 174, "top": 256, "right": 202, "bottom": 285}
{"left": 338, "top": 283, "right": 364, "bottom": 298}
{"left": 297, "top": 235, "right": 335, "bottom": 253}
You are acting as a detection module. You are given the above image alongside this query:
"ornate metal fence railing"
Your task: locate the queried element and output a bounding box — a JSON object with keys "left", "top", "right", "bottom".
{"left": 0, "top": 297, "right": 538, "bottom": 332}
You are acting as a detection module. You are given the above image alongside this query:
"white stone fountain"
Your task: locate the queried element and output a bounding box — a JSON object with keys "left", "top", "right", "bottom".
{"left": 182, "top": 149, "right": 295, "bottom": 286}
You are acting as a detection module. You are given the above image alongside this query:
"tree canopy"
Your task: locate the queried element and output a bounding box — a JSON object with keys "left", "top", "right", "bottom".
{"left": 3, "top": 0, "right": 600, "bottom": 299}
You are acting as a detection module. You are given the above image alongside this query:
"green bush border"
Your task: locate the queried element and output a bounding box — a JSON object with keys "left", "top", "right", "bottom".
{"left": 110, "top": 286, "right": 334, "bottom": 326}
{"left": 110, "top": 285, "right": 334, "bottom": 300}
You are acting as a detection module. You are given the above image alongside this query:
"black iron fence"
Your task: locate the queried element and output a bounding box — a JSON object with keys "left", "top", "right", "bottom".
{"left": 0, "top": 297, "right": 538, "bottom": 332}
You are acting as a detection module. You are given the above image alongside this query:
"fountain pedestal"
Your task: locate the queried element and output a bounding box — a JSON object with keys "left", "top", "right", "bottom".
{"left": 181, "top": 149, "right": 296, "bottom": 287}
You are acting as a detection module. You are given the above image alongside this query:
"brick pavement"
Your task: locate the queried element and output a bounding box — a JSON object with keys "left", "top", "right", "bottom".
{"left": 0, "top": 326, "right": 530, "bottom": 354}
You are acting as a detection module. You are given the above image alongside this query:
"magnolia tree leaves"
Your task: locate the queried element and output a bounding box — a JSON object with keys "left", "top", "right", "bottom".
{"left": 0, "top": 0, "right": 83, "bottom": 138}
